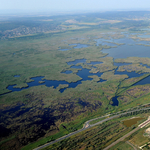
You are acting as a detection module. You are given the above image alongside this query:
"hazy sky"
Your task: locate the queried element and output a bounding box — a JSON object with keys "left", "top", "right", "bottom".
{"left": 0, "top": 0, "right": 150, "bottom": 13}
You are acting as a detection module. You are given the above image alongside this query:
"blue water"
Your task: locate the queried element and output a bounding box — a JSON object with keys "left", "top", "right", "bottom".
{"left": 138, "top": 34, "right": 150, "bottom": 38}
{"left": 100, "top": 38, "right": 150, "bottom": 59}
{"left": 67, "top": 59, "right": 87, "bottom": 65}
{"left": 59, "top": 43, "right": 89, "bottom": 51}
{"left": 5, "top": 61, "right": 148, "bottom": 98}
{"left": 140, "top": 63, "right": 150, "bottom": 68}
{"left": 4, "top": 66, "right": 105, "bottom": 95}
{"left": 95, "top": 38, "right": 117, "bottom": 47}
{"left": 137, "top": 40, "right": 150, "bottom": 45}
{"left": 14, "top": 75, "right": 20, "bottom": 77}
{"left": 69, "top": 43, "right": 89, "bottom": 49}
{"left": 87, "top": 61, "right": 103, "bottom": 65}
{"left": 70, "top": 65, "right": 83, "bottom": 69}
{"left": 133, "top": 75, "right": 150, "bottom": 86}
{"left": 111, "top": 96, "right": 119, "bottom": 106}
{"left": 114, "top": 70, "right": 145, "bottom": 78}
{"left": 95, "top": 37, "right": 132, "bottom": 47}
{"left": 3, "top": 35, "right": 150, "bottom": 106}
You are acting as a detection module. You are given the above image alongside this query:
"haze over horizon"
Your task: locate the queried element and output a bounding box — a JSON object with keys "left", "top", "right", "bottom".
{"left": 0, "top": 0, "right": 150, "bottom": 15}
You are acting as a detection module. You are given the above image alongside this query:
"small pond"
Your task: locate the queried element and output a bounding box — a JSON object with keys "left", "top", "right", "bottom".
{"left": 69, "top": 43, "right": 89, "bottom": 49}
{"left": 59, "top": 43, "right": 89, "bottom": 51}
{"left": 111, "top": 96, "right": 119, "bottom": 106}
{"left": 123, "top": 117, "right": 144, "bottom": 127}
{"left": 14, "top": 75, "right": 20, "bottom": 77}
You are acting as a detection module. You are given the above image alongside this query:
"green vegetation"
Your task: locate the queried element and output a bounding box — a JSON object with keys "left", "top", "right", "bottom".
{"left": 109, "top": 141, "right": 134, "bottom": 150}
{"left": 44, "top": 112, "right": 148, "bottom": 150}
{"left": 1, "top": 11, "right": 150, "bottom": 150}
{"left": 128, "top": 127, "right": 150, "bottom": 147}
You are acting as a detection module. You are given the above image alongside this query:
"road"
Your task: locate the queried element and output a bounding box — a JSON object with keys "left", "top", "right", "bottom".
{"left": 126, "top": 141, "right": 137, "bottom": 150}
{"left": 33, "top": 107, "right": 150, "bottom": 150}
{"left": 103, "top": 127, "right": 140, "bottom": 150}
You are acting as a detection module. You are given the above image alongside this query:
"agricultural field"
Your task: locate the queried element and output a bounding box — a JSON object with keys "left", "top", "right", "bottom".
{"left": 44, "top": 112, "right": 148, "bottom": 150}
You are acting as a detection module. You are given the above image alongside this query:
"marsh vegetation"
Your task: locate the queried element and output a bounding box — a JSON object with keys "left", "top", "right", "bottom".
{"left": 1, "top": 11, "right": 150, "bottom": 150}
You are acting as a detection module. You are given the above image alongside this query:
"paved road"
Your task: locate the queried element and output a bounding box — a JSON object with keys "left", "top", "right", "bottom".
{"left": 33, "top": 107, "right": 150, "bottom": 150}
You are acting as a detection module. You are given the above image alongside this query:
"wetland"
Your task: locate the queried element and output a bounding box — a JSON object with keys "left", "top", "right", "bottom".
{"left": 1, "top": 11, "right": 150, "bottom": 150}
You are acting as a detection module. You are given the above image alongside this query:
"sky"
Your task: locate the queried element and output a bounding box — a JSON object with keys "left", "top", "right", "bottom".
{"left": 0, "top": 0, "right": 150, "bottom": 14}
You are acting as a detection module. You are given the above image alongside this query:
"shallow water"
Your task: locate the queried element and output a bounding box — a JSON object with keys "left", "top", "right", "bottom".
{"left": 69, "top": 43, "right": 89, "bottom": 49}
{"left": 14, "top": 75, "right": 20, "bottom": 77}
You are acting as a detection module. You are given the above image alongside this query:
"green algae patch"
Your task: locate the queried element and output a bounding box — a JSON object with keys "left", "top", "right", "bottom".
{"left": 123, "top": 117, "right": 144, "bottom": 127}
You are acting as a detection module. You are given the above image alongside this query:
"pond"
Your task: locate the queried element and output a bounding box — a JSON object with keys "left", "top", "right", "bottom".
{"left": 111, "top": 96, "right": 119, "bottom": 106}
{"left": 14, "top": 75, "right": 20, "bottom": 77}
{"left": 59, "top": 43, "right": 89, "bottom": 51}
{"left": 67, "top": 59, "right": 87, "bottom": 65}
{"left": 69, "top": 43, "right": 89, "bottom": 49}
{"left": 123, "top": 117, "right": 144, "bottom": 127}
